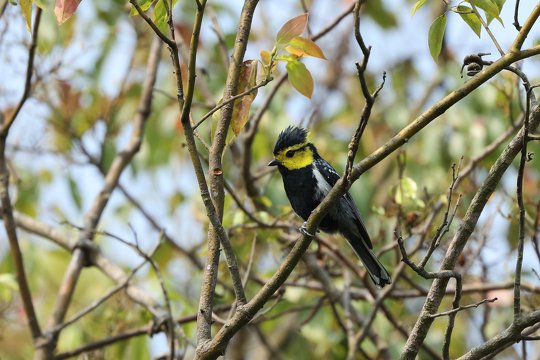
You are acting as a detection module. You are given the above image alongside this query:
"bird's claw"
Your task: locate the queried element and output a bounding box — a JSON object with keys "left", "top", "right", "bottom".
{"left": 299, "top": 222, "right": 314, "bottom": 237}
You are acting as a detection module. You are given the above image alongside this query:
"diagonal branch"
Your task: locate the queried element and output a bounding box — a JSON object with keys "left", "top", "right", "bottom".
{"left": 400, "top": 99, "right": 540, "bottom": 360}
{"left": 35, "top": 36, "right": 162, "bottom": 359}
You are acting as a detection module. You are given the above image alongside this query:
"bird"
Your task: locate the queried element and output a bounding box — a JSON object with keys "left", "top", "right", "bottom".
{"left": 268, "top": 126, "right": 391, "bottom": 287}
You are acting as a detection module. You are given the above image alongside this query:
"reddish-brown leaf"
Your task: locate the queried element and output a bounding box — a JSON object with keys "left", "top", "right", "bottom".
{"left": 276, "top": 13, "right": 308, "bottom": 46}
{"left": 55, "top": 0, "right": 82, "bottom": 25}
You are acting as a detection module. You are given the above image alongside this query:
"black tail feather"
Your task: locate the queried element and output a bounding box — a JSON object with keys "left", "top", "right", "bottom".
{"left": 344, "top": 232, "right": 392, "bottom": 288}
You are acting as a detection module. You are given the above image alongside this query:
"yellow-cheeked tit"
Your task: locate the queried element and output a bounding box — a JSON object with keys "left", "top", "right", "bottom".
{"left": 269, "top": 126, "right": 391, "bottom": 287}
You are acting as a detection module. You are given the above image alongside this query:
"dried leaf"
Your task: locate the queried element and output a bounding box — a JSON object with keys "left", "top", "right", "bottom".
{"left": 231, "top": 60, "right": 258, "bottom": 135}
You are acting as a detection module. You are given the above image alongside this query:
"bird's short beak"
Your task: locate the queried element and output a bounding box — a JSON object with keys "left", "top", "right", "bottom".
{"left": 268, "top": 159, "right": 280, "bottom": 166}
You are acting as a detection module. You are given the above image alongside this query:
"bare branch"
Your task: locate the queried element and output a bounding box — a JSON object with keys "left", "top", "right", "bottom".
{"left": 0, "top": 8, "right": 43, "bottom": 343}
{"left": 457, "top": 310, "right": 540, "bottom": 359}
{"left": 34, "top": 36, "right": 162, "bottom": 359}
{"left": 514, "top": 85, "right": 537, "bottom": 320}
{"left": 514, "top": 0, "right": 522, "bottom": 30}
{"left": 192, "top": 77, "right": 273, "bottom": 130}
{"left": 427, "top": 297, "right": 498, "bottom": 319}
{"left": 511, "top": 2, "right": 540, "bottom": 51}
{"left": 400, "top": 99, "right": 540, "bottom": 360}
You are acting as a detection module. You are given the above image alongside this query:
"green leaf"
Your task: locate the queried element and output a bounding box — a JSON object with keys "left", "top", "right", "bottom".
{"left": 285, "top": 37, "right": 327, "bottom": 59}
{"left": 0, "top": 273, "right": 18, "bottom": 302}
{"left": 411, "top": 0, "right": 429, "bottom": 16}
{"left": 428, "top": 14, "right": 446, "bottom": 62}
{"left": 491, "top": 0, "right": 506, "bottom": 11}
{"left": 468, "top": 0, "right": 503, "bottom": 24}
{"left": 100, "top": 139, "right": 116, "bottom": 172}
{"left": 457, "top": 6, "right": 482, "bottom": 37}
{"left": 67, "top": 176, "right": 82, "bottom": 211}
{"left": 365, "top": 0, "right": 398, "bottom": 28}
{"left": 20, "top": 0, "right": 32, "bottom": 31}
{"left": 395, "top": 177, "right": 418, "bottom": 205}
{"left": 153, "top": 0, "right": 168, "bottom": 34}
{"left": 130, "top": 0, "right": 155, "bottom": 16}
{"left": 286, "top": 60, "right": 313, "bottom": 99}
{"left": 276, "top": 13, "right": 308, "bottom": 46}
{"left": 232, "top": 60, "right": 258, "bottom": 135}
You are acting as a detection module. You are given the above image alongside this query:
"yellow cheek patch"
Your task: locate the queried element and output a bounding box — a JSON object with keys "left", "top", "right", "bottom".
{"left": 277, "top": 145, "right": 314, "bottom": 170}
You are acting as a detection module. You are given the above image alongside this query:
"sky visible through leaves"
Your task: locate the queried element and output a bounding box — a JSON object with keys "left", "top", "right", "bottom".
{"left": 1, "top": 0, "right": 540, "bottom": 358}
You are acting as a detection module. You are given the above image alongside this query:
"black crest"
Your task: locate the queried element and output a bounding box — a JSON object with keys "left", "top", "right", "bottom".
{"left": 273, "top": 126, "right": 308, "bottom": 154}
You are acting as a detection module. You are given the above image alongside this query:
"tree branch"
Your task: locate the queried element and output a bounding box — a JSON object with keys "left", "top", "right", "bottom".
{"left": 0, "top": 8, "right": 43, "bottom": 343}
{"left": 400, "top": 97, "right": 540, "bottom": 360}
{"left": 35, "top": 35, "right": 162, "bottom": 359}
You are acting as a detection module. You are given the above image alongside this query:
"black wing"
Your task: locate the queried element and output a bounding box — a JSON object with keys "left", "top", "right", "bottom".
{"left": 314, "top": 158, "right": 340, "bottom": 186}
{"left": 315, "top": 158, "right": 373, "bottom": 249}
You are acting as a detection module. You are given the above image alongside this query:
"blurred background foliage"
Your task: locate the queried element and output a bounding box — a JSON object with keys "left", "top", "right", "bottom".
{"left": 1, "top": 0, "right": 539, "bottom": 359}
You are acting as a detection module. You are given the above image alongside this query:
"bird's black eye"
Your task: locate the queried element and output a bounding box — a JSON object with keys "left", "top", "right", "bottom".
{"left": 286, "top": 150, "right": 294, "bottom": 158}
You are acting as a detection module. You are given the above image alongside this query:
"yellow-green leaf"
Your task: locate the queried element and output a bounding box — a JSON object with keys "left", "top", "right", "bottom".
{"left": 395, "top": 177, "right": 418, "bottom": 205}
{"left": 286, "top": 60, "right": 313, "bottom": 98}
{"left": 260, "top": 49, "right": 271, "bottom": 65}
{"left": 231, "top": 60, "right": 258, "bottom": 135}
{"left": 276, "top": 13, "right": 308, "bottom": 46}
{"left": 130, "top": 0, "right": 155, "bottom": 16}
{"left": 20, "top": 0, "right": 32, "bottom": 31}
{"left": 457, "top": 5, "right": 481, "bottom": 37}
{"left": 67, "top": 176, "right": 82, "bottom": 211}
{"left": 0, "top": 273, "right": 18, "bottom": 302}
{"left": 411, "top": 0, "right": 429, "bottom": 16}
{"left": 153, "top": 0, "right": 168, "bottom": 34}
{"left": 468, "top": 0, "right": 503, "bottom": 25}
{"left": 428, "top": 14, "right": 446, "bottom": 62}
{"left": 285, "top": 37, "right": 327, "bottom": 59}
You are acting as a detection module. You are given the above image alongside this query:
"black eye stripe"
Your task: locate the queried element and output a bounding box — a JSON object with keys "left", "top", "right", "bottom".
{"left": 285, "top": 144, "right": 308, "bottom": 157}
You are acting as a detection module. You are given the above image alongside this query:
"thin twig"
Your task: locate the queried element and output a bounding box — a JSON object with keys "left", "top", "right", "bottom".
{"left": 0, "top": 8, "right": 43, "bottom": 343}
{"left": 192, "top": 77, "right": 273, "bottom": 130}
{"left": 513, "top": 0, "right": 522, "bottom": 31}
{"left": 514, "top": 85, "right": 536, "bottom": 321}
{"left": 52, "top": 309, "right": 221, "bottom": 360}
{"left": 420, "top": 160, "right": 463, "bottom": 268}
{"left": 401, "top": 96, "right": 540, "bottom": 360}
{"left": 469, "top": 1, "right": 505, "bottom": 56}
{"left": 37, "top": 35, "right": 162, "bottom": 359}
{"left": 129, "top": 0, "right": 174, "bottom": 47}
{"left": 511, "top": 2, "right": 540, "bottom": 51}
{"left": 51, "top": 257, "right": 151, "bottom": 334}
{"left": 428, "top": 298, "right": 498, "bottom": 319}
